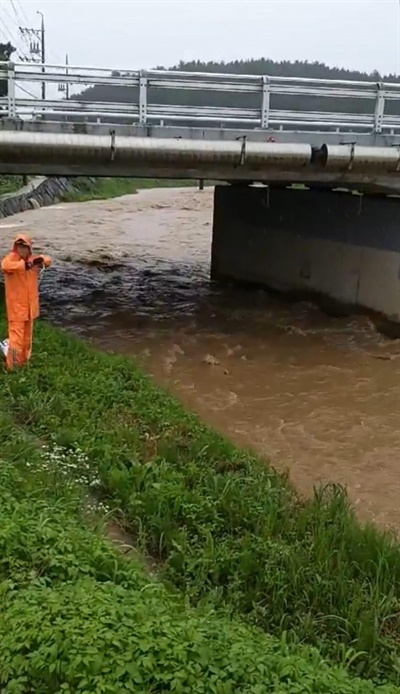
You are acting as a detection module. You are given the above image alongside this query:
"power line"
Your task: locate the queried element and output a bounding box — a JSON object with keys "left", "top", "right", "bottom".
{"left": 0, "top": 16, "right": 17, "bottom": 45}
{"left": 16, "top": 83, "right": 38, "bottom": 98}
{"left": 4, "top": 2, "right": 47, "bottom": 67}
{"left": 15, "top": 0, "right": 30, "bottom": 26}
{"left": 1, "top": 7, "right": 43, "bottom": 99}
{"left": 13, "top": 0, "right": 64, "bottom": 66}
{"left": 2, "top": 4, "right": 68, "bottom": 102}
{"left": 1, "top": 9, "right": 20, "bottom": 43}
{"left": 19, "top": 13, "right": 64, "bottom": 69}
{"left": 19, "top": 25, "right": 43, "bottom": 63}
{"left": 36, "top": 11, "right": 45, "bottom": 99}
{"left": 9, "top": 0, "right": 23, "bottom": 24}
{"left": 0, "top": 15, "right": 30, "bottom": 60}
{"left": 18, "top": 11, "right": 46, "bottom": 98}
{"left": 4, "top": 0, "right": 65, "bottom": 68}
{"left": 8, "top": 0, "right": 31, "bottom": 52}
{"left": 1, "top": 6, "right": 31, "bottom": 60}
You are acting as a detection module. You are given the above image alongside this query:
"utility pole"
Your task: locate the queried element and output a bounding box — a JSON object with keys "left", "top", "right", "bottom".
{"left": 37, "top": 11, "right": 45, "bottom": 100}
{"left": 19, "top": 11, "right": 46, "bottom": 99}
{"left": 58, "top": 54, "right": 70, "bottom": 100}
{"left": 65, "top": 53, "right": 69, "bottom": 100}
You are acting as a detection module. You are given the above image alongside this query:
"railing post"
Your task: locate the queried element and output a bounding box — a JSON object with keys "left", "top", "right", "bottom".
{"left": 7, "top": 62, "right": 16, "bottom": 118}
{"left": 139, "top": 70, "right": 148, "bottom": 125}
{"left": 261, "top": 76, "right": 270, "bottom": 129}
{"left": 373, "top": 81, "right": 385, "bottom": 134}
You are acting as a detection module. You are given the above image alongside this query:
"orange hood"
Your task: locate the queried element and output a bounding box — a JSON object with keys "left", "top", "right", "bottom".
{"left": 12, "top": 234, "right": 33, "bottom": 254}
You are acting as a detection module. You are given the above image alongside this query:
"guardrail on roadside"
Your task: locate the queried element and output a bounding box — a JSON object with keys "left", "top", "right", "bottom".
{"left": 1, "top": 61, "right": 400, "bottom": 133}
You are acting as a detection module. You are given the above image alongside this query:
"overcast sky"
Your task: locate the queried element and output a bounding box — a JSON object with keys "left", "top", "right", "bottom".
{"left": 2, "top": 0, "right": 400, "bottom": 76}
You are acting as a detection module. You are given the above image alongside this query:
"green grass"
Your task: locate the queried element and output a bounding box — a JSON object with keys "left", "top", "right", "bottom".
{"left": 62, "top": 176, "right": 207, "bottom": 202}
{"left": 0, "top": 175, "right": 24, "bottom": 196}
{"left": 0, "top": 367, "right": 393, "bottom": 690}
{"left": 1, "top": 313, "right": 400, "bottom": 686}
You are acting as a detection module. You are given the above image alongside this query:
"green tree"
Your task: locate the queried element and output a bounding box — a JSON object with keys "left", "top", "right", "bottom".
{"left": 0, "top": 41, "right": 16, "bottom": 99}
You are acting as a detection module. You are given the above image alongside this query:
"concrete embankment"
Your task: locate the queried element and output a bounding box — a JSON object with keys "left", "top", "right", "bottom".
{"left": 211, "top": 185, "right": 400, "bottom": 323}
{"left": 0, "top": 177, "right": 74, "bottom": 218}
{"left": 0, "top": 177, "right": 101, "bottom": 218}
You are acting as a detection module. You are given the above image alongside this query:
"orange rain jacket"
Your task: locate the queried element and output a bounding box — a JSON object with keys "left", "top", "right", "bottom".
{"left": 1, "top": 234, "right": 51, "bottom": 322}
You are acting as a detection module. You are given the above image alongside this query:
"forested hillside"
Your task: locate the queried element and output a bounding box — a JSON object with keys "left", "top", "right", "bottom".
{"left": 75, "top": 58, "right": 400, "bottom": 120}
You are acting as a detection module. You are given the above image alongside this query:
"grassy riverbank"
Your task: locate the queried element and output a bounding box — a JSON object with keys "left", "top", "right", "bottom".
{"left": 0, "top": 313, "right": 399, "bottom": 689}
{"left": 0, "top": 442, "right": 393, "bottom": 693}
{"left": 62, "top": 177, "right": 206, "bottom": 202}
{"left": 0, "top": 175, "right": 24, "bottom": 196}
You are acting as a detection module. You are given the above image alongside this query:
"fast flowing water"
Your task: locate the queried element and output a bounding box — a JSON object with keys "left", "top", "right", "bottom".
{"left": 1, "top": 187, "right": 399, "bottom": 530}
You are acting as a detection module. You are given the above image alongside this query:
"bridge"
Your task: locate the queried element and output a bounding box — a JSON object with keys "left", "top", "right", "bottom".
{"left": 1, "top": 61, "right": 400, "bottom": 323}
{"left": 1, "top": 61, "right": 400, "bottom": 190}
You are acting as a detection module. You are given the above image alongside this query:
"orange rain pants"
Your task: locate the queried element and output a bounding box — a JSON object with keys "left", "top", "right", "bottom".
{"left": 7, "top": 320, "right": 34, "bottom": 369}
{"left": 1, "top": 233, "right": 51, "bottom": 370}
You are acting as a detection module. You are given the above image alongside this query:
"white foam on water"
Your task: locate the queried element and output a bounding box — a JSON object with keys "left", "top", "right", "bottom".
{"left": 41, "top": 206, "right": 67, "bottom": 210}
{"left": 0, "top": 223, "right": 23, "bottom": 229}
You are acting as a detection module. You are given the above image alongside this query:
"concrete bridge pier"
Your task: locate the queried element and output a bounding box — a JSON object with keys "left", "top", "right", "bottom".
{"left": 211, "top": 185, "right": 400, "bottom": 323}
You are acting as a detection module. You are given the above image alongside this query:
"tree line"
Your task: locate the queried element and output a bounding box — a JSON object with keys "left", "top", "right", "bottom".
{"left": 1, "top": 51, "right": 399, "bottom": 123}
{"left": 0, "top": 42, "right": 15, "bottom": 99}
{"left": 75, "top": 58, "right": 400, "bottom": 123}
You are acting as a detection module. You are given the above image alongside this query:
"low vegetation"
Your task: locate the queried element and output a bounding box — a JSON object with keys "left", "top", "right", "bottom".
{"left": 0, "top": 175, "right": 24, "bottom": 196}
{"left": 0, "top": 461, "right": 392, "bottom": 693}
{"left": 0, "top": 309, "right": 399, "bottom": 689}
{"left": 62, "top": 177, "right": 205, "bottom": 202}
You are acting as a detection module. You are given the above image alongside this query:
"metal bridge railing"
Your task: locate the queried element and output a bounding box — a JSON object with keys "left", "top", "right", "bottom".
{"left": 1, "top": 61, "right": 400, "bottom": 133}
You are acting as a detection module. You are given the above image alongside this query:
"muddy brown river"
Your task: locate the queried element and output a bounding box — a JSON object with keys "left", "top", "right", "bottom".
{"left": 1, "top": 187, "right": 399, "bottom": 530}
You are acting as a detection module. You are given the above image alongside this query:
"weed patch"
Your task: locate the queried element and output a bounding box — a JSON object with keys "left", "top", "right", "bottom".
{"left": 0, "top": 414, "right": 392, "bottom": 691}
{"left": 0, "top": 175, "right": 25, "bottom": 196}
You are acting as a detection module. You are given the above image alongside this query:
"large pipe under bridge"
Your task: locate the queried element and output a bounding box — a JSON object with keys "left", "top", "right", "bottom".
{"left": 2, "top": 131, "right": 400, "bottom": 191}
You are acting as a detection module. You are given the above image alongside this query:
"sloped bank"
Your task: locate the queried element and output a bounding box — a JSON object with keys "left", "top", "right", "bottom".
{"left": 0, "top": 176, "right": 139, "bottom": 217}
{"left": 0, "top": 424, "right": 393, "bottom": 693}
{"left": 0, "top": 176, "right": 207, "bottom": 217}
{"left": 1, "top": 310, "right": 400, "bottom": 686}
{"left": 0, "top": 176, "right": 73, "bottom": 218}
{"left": 0, "top": 176, "right": 116, "bottom": 218}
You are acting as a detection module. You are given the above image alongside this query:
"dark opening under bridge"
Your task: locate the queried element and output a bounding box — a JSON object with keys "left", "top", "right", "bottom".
{"left": 1, "top": 61, "right": 400, "bottom": 322}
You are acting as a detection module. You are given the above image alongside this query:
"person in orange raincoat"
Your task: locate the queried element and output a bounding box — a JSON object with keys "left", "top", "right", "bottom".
{"left": 1, "top": 234, "right": 51, "bottom": 370}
